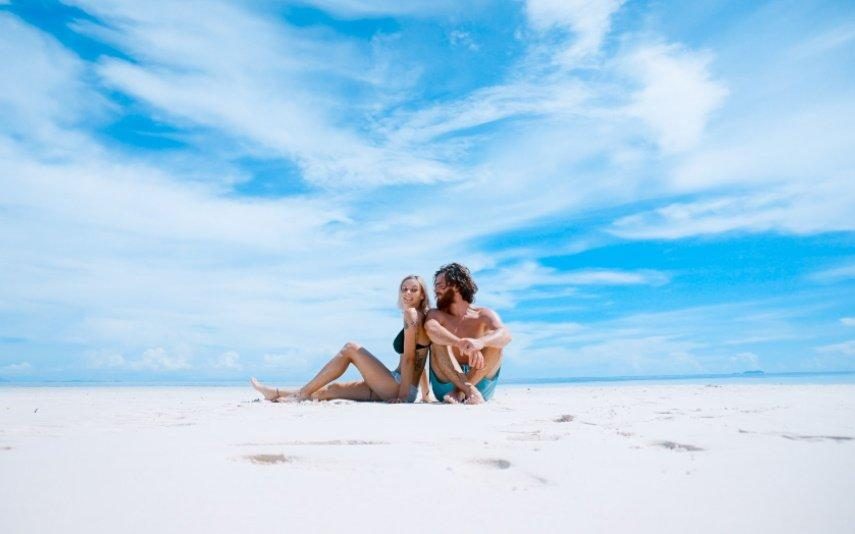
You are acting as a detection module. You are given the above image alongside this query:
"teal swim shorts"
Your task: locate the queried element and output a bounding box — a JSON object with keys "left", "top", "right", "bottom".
{"left": 429, "top": 365, "right": 500, "bottom": 401}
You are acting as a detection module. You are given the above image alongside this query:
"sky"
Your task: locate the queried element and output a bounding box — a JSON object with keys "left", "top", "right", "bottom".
{"left": 0, "top": 0, "right": 853, "bottom": 383}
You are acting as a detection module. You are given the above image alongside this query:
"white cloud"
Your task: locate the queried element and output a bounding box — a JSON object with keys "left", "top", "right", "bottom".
{"left": 815, "top": 340, "right": 855, "bottom": 357}
{"left": 671, "top": 102, "right": 855, "bottom": 192}
{"left": 622, "top": 43, "right": 728, "bottom": 153}
{"left": 609, "top": 180, "right": 855, "bottom": 239}
{"left": 263, "top": 352, "right": 313, "bottom": 374}
{"left": 808, "top": 263, "right": 855, "bottom": 284}
{"left": 525, "top": 0, "right": 624, "bottom": 62}
{"left": 0, "top": 14, "right": 106, "bottom": 151}
{"left": 478, "top": 262, "right": 668, "bottom": 309}
{"left": 135, "top": 347, "right": 191, "bottom": 371}
{"left": 286, "top": 0, "right": 463, "bottom": 18}
{"left": 449, "top": 30, "right": 479, "bottom": 51}
{"left": 504, "top": 296, "right": 828, "bottom": 377}
{"left": 381, "top": 79, "right": 590, "bottom": 146}
{"left": 561, "top": 269, "right": 669, "bottom": 286}
{"left": 509, "top": 325, "right": 705, "bottom": 376}
{"left": 791, "top": 24, "right": 855, "bottom": 59}
{"left": 0, "top": 362, "right": 33, "bottom": 374}
{"left": 2, "top": 148, "right": 343, "bottom": 250}
{"left": 841, "top": 318, "right": 855, "bottom": 327}
{"left": 62, "top": 0, "right": 455, "bottom": 188}
{"left": 86, "top": 350, "right": 127, "bottom": 369}
{"left": 1, "top": 2, "right": 852, "bottom": 382}
{"left": 84, "top": 347, "right": 190, "bottom": 371}
{"left": 489, "top": 261, "right": 668, "bottom": 288}
{"left": 729, "top": 352, "right": 760, "bottom": 369}
{"left": 212, "top": 351, "right": 242, "bottom": 370}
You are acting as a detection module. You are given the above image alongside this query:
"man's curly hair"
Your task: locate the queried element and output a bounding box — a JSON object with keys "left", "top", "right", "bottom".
{"left": 435, "top": 262, "right": 478, "bottom": 304}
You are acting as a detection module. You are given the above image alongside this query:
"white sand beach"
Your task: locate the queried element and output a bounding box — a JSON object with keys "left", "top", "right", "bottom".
{"left": 1, "top": 384, "right": 853, "bottom": 533}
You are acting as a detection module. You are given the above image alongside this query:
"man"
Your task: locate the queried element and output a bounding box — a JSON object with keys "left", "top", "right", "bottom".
{"left": 426, "top": 263, "right": 512, "bottom": 404}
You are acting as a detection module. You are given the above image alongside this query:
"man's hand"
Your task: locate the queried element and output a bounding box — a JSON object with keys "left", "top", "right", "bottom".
{"left": 459, "top": 337, "right": 485, "bottom": 353}
{"left": 458, "top": 338, "right": 485, "bottom": 369}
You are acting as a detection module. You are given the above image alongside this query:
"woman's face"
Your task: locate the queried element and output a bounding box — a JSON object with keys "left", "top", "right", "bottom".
{"left": 400, "top": 278, "right": 423, "bottom": 308}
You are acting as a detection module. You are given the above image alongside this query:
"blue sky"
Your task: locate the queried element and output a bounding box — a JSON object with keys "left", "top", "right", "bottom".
{"left": 0, "top": 0, "right": 853, "bottom": 383}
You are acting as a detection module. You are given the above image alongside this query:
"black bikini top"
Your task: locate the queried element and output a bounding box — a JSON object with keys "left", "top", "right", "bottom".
{"left": 393, "top": 329, "right": 431, "bottom": 355}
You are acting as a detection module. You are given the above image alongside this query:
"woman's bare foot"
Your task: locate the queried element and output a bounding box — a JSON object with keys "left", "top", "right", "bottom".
{"left": 272, "top": 391, "right": 302, "bottom": 403}
{"left": 250, "top": 377, "right": 282, "bottom": 402}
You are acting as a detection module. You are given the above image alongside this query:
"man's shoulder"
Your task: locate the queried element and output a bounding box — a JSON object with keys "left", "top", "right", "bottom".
{"left": 473, "top": 305, "right": 497, "bottom": 317}
{"left": 426, "top": 308, "right": 447, "bottom": 320}
{"left": 473, "top": 306, "right": 502, "bottom": 324}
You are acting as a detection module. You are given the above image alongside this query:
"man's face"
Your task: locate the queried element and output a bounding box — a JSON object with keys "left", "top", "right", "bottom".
{"left": 434, "top": 273, "right": 456, "bottom": 310}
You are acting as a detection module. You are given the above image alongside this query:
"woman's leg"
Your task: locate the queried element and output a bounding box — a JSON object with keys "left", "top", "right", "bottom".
{"left": 250, "top": 377, "right": 298, "bottom": 402}
{"left": 298, "top": 342, "right": 400, "bottom": 401}
{"left": 312, "top": 381, "right": 374, "bottom": 401}
{"left": 418, "top": 370, "right": 433, "bottom": 402}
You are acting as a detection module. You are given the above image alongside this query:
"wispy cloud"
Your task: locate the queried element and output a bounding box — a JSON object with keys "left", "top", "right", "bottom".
{"left": 808, "top": 263, "right": 855, "bottom": 284}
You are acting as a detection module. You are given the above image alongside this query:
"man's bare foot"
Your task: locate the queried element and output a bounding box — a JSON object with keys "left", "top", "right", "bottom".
{"left": 250, "top": 378, "right": 282, "bottom": 402}
{"left": 463, "top": 384, "right": 485, "bottom": 405}
{"left": 443, "top": 389, "right": 467, "bottom": 404}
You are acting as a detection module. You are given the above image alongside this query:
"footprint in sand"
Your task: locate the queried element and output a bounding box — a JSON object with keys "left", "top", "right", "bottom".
{"left": 554, "top": 414, "right": 575, "bottom": 423}
{"left": 244, "top": 454, "right": 292, "bottom": 465}
{"left": 739, "top": 429, "right": 853, "bottom": 442}
{"left": 235, "top": 439, "right": 387, "bottom": 447}
{"left": 506, "top": 431, "right": 560, "bottom": 442}
{"left": 654, "top": 440, "right": 704, "bottom": 452}
{"left": 474, "top": 458, "right": 512, "bottom": 469}
{"left": 781, "top": 434, "right": 854, "bottom": 442}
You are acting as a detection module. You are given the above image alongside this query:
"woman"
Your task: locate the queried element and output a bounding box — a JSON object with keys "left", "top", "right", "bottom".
{"left": 251, "top": 275, "right": 433, "bottom": 403}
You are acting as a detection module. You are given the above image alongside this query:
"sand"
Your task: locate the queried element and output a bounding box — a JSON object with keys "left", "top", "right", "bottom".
{"left": 1, "top": 383, "right": 853, "bottom": 533}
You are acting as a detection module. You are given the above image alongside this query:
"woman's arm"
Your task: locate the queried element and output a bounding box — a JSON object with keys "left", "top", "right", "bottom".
{"left": 419, "top": 363, "right": 433, "bottom": 402}
{"left": 394, "top": 308, "right": 419, "bottom": 402}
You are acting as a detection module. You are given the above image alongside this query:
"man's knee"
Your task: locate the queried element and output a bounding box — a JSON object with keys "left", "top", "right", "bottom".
{"left": 472, "top": 348, "right": 503, "bottom": 380}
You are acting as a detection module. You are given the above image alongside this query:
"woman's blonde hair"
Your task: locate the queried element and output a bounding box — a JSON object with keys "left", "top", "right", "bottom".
{"left": 397, "top": 275, "right": 431, "bottom": 316}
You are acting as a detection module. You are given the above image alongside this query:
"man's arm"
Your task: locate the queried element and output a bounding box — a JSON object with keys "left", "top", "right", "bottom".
{"left": 425, "top": 309, "right": 486, "bottom": 371}
{"left": 459, "top": 308, "right": 512, "bottom": 353}
{"left": 424, "top": 310, "right": 461, "bottom": 346}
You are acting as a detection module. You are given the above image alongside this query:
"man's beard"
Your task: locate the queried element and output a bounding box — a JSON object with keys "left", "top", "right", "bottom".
{"left": 436, "top": 288, "right": 455, "bottom": 310}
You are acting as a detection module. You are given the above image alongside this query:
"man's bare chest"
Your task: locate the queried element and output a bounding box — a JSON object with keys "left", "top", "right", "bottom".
{"left": 441, "top": 316, "right": 485, "bottom": 338}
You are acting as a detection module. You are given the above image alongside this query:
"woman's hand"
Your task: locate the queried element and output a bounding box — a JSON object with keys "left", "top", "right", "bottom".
{"left": 386, "top": 396, "right": 407, "bottom": 404}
